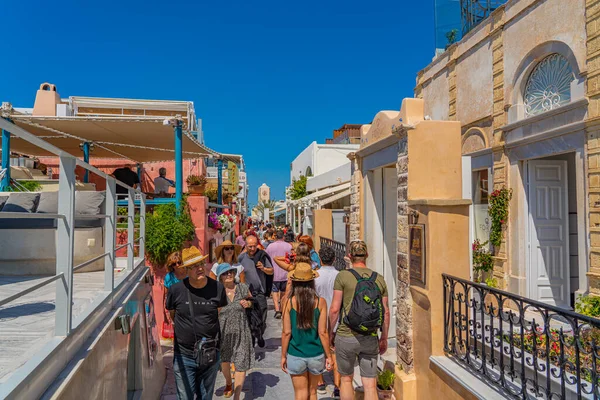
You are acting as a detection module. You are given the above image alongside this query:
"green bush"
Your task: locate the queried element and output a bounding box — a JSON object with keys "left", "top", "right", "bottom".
{"left": 9, "top": 180, "right": 42, "bottom": 192}
{"left": 575, "top": 295, "right": 600, "bottom": 318}
{"left": 145, "top": 202, "right": 196, "bottom": 266}
{"left": 377, "top": 369, "right": 395, "bottom": 390}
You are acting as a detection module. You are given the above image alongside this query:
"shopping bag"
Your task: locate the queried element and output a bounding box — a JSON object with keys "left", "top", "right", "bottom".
{"left": 161, "top": 320, "right": 174, "bottom": 339}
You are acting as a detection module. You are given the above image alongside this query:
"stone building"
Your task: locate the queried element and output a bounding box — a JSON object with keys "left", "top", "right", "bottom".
{"left": 413, "top": 0, "right": 593, "bottom": 308}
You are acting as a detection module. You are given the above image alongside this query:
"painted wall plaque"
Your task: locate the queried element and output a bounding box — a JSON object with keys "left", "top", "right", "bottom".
{"left": 409, "top": 224, "right": 425, "bottom": 285}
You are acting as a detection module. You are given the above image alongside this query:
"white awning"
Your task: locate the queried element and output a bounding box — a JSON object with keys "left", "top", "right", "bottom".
{"left": 289, "top": 182, "right": 350, "bottom": 206}
{"left": 317, "top": 187, "right": 350, "bottom": 208}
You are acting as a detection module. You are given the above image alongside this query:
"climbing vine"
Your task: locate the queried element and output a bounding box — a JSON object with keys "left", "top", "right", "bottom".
{"left": 488, "top": 187, "right": 512, "bottom": 248}
{"left": 472, "top": 239, "right": 493, "bottom": 282}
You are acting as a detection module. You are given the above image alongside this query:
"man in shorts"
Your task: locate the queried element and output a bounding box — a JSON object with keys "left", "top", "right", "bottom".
{"left": 328, "top": 241, "right": 390, "bottom": 400}
{"left": 265, "top": 229, "right": 292, "bottom": 319}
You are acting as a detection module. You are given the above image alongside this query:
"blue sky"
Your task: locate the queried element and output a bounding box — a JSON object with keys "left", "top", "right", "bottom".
{"left": 1, "top": 0, "right": 435, "bottom": 208}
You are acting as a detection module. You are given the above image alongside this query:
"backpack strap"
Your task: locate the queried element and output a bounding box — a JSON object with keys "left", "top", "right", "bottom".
{"left": 368, "top": 271, "right": 378, "bottom": 282}
{"left": 348, "top": 268, "right": 363, "bottom": 281}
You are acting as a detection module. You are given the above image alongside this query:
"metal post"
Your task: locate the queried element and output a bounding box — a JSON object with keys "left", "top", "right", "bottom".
{"left": 217, "top": 158, "right": 223, "bottom": 205}
{"left": 139, "top": 192, "right": 146, "bottom": 260}
{"left": 56, "top": 156, "right": 76, "bottom": 336}
{"left": 127, "top": 187, "right": 135, "bottom": 271}
{"left": 104, "top": 177, "right": 116, "bottom": 291}
{"left": 1, "top": 128, "right": 10, "bottom": 191}
{"left": 174, "top": 123, "right": 183, "bottom": 207}
{"left": 82, "top": 142, "right": 90, "bottom": 183}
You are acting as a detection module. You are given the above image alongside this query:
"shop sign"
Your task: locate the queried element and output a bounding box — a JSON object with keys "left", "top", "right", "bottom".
{"left": 239, "top": 171, "right": 247, "bottom": 183}
{"left": 409, "top": 224, "right": 425, "bottom": 285}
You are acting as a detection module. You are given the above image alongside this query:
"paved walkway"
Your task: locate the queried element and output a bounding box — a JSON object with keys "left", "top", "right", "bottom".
{"left": 161, "top": 300, "right": 339, "bottom": 400}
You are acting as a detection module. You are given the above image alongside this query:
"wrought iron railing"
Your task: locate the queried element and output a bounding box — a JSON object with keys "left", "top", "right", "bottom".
{"left": 443, "top": 274, "right": 600, "bottom": 399}
{"left": 319, "top": 237, "right": 347, "bottom": 271}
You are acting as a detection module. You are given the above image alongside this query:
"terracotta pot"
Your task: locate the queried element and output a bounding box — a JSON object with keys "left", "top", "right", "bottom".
{"left": 188, "top": 184, "right": 206, "bottom": 196}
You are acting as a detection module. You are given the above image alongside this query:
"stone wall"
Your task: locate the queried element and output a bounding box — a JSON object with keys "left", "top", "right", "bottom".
{"left": 348, "top": 153, "right": 361, "bottom": 241}
{"left": 395, "top": 129, "right": 413, "bottom": 373}
{"left": 587, "top": 0, "right": 600, "bottom": 295}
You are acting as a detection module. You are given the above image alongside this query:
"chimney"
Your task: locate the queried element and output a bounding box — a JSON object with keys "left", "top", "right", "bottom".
{"left": 33, "top": 83, "right": 61, "bottom": 116}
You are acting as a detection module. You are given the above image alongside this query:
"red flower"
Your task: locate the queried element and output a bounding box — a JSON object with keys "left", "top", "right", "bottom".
{"left": 500, "top": 220, "right": 505, "bottom": 224}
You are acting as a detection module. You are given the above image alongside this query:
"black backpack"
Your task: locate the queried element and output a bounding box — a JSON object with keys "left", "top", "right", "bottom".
{"left": 342, "top": 269, "right": 384, "bottom": 334}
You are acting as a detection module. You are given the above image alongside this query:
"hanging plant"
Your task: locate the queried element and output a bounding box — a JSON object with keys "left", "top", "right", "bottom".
{"left": 472, "top": 239, "right": 493, "bottom": 282}
{"left": 488, "top": 187, "right": 512, "bottom": 248}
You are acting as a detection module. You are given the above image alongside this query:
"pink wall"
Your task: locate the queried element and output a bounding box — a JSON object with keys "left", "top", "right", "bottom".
{"left": 38, "top": 157, "right": 206, "bottom": 193}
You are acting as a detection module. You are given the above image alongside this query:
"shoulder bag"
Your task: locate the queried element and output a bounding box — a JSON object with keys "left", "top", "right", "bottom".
{"left": 187, "top": 289, "right": 219, "bottom": 366}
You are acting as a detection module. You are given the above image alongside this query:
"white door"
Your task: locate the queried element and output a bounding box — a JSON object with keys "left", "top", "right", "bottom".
{"left": 528, "top": 160, "right": 570, "bottom": 308}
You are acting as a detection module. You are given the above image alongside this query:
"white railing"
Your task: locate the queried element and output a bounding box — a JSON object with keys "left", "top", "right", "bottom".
{"left": 0, "top": 117, "right": 146, "bottom": 398}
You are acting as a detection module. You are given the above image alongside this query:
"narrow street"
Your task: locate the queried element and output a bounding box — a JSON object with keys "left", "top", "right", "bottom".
{"left": 161, "top": 300, "right": 338, "bottom": 400}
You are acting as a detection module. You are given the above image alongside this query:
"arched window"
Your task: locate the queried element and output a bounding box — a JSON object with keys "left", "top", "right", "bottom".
{"left": 305, "top": 166, "right": 313, "bottom": 177}
{"left": 524, "top": 53, "right": 574, "bottom": 117}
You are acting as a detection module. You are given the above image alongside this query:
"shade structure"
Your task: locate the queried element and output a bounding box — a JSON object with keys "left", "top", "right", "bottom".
{"left": 1, "top": 115, "right": 217, "bottom": 162}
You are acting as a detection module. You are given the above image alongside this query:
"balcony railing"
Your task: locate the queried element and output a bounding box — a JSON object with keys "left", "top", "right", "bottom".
{"left": 443, "top": 274, "right": 600, "bottom": 399}
{"left": 0, "top": 117, "right": 146, "bottom": 399}
{"left": 319, "top": 237, "right": 346, "bottom": 271}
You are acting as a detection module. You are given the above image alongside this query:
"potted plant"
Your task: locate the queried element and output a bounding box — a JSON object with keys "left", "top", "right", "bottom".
{"left": 186, "top": 175, "right": 207, "bottom": 195}
{"left": 376, "top": 369, "right": 395, "bottom": 400}
{"left": 205, "top": 188, "right": 218, "bottom": 202}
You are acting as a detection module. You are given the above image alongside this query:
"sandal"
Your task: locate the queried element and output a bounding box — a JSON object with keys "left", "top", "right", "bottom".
{"left": 223, "top": 384, "right": 234, "bottom": 398}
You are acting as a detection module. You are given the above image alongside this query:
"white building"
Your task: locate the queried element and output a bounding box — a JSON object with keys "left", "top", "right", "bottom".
{"left": 287, "top": 142, "right": 359, "bottom": 242}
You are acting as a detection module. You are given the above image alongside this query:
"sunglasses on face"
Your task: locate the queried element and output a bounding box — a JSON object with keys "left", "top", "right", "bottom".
{"left": 223, "top": 270, "right": 236, "bottom": 276}
{"left": 170, "top": 260, "right": 182, "bottom": 267}
{"left": 224, "top": 247, "right": 234, "bottom": 251}
{"left": 186, "top": 263, "right": 205, "bottom": 270}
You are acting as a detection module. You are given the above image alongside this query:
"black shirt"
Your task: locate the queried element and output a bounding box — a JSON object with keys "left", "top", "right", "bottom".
{"left": 166, "top": 278, "right": 227, "bottom": 357}
{"left": 112, "top": 167, "right": 140, "bottom": 194}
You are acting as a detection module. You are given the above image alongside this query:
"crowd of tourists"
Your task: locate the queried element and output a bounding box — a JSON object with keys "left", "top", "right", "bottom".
{"left": 162, "top": 222, "right": 390, "bottom": 400}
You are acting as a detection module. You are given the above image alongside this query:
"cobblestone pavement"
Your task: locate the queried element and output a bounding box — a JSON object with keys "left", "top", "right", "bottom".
{"left": 161, "top": 299, "right": 338, "bottom": 400}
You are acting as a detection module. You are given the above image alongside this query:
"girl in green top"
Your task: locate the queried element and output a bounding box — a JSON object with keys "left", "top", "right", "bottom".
{"left": 281, "top": 262, "right": 333, "bottom": 400}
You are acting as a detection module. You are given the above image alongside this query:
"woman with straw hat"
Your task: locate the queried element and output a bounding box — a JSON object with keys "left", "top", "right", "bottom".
{"left": 215, "top": 263, "right": 254, "bottom": 399}
{"left": 281, "top": 262, "right": 333, "bottom": 399}
{"left": 209, "top": 240, "right": 245, "bottom": 282}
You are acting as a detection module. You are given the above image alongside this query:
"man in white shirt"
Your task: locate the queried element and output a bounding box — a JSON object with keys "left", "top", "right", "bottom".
{"left": 154, "top": 167, "right": 175, "bottom": 194}
{"left": 314, "top": 246, "right": 341, "bottom": 396}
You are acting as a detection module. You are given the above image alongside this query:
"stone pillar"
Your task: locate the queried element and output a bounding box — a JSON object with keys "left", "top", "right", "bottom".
{"left": 490, "top": 8, "right": 509, "bottom": 289}
{"left": 587, "top": 0, "right": 600, "bottom": 294}
{"left": 347, "top": 152, "right": 362, "bottom": 241}
{"left": 394, "top": 128, "right": 413, "bottom": 374}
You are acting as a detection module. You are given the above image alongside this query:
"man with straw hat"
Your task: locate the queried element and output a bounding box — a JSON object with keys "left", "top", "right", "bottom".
{"left": 166, "top": 245, "right": 228, "bottom": 400}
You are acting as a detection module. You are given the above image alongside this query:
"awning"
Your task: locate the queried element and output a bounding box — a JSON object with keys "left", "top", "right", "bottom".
{"left": 317, "top": 187, "right": 350, "bottom": 208}
{"left": 2, "top": 115, "right": 217, "bottom": 162}
{"left": 290, "top": 182, "right": 350, "bottom": 206}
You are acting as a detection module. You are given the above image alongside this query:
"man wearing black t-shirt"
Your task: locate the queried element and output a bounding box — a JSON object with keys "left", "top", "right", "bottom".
{"left": 166, "top": 246, "right": 227, "bottom": 400}
{"left": 111, "top": 166, "right": 140, "bottom": 195}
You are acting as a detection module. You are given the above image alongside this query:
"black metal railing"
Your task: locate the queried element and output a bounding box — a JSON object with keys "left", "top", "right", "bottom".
{"left": 319, "top": 237, "right": 347, "bottom": 271}
{"left": 443, "top": 274, "right": 600, "bottom": 399}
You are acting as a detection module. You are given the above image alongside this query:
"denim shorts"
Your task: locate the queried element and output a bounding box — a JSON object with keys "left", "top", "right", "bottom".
{"left": 272, "top": 281, "right": 287, "bottom": 293}
{"left": 286, "top": 353, "right": 325, "bottom": 375}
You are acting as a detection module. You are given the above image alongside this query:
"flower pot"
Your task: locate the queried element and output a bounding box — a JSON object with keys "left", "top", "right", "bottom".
{"left": 377, "top": 386, "right": 393, "bottom": 400}
{"left": 188, "top": 184, "right": 206, "bottom": 196}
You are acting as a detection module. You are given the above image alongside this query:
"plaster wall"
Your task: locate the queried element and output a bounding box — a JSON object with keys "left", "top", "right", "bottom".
{"left": 503, "top": 0, "right": 586, "bottom": 102}
{"left": 456, "top": 40, "right": 494, "bottom": 125}
{"left": 312, "top": 209, "right": 333, "bottom": 252}
{"left": 421, "top": 73, "right": 450, "bottom": 121}
{"left": 306, "top": 162, "right": 351, "bottom": 192}
{"left": 46, "top": 270, "right": 165, "bottom": 400}
{"left": 314, "top": 146, "right": 358, "bottom": 177}
{"left": 407, "top": 121, "right": 463, "bottom": 200}
{"left": 291, "top": 142, "right": 316, "bottom": 182}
